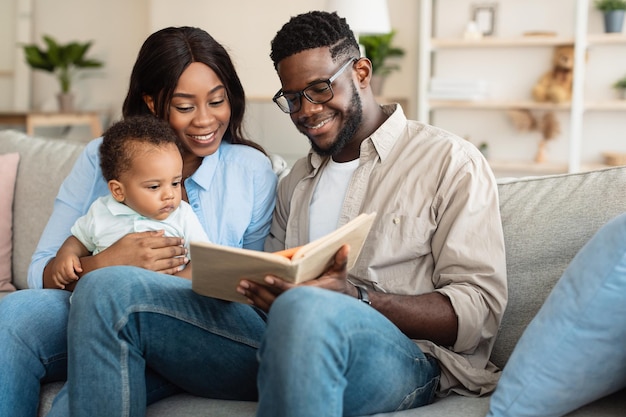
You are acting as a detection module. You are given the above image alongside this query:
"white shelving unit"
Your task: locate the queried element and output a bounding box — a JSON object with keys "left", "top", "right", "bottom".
{"left": 418, "top": 0, "right": 626, "bottom": 176}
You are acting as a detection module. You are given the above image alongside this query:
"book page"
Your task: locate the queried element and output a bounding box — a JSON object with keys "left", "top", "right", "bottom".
{"left": 191, "top": 212, "right": 376, "bottom": 303}
{"left": 289, "top": 212, "right": 376, "bottom": 283}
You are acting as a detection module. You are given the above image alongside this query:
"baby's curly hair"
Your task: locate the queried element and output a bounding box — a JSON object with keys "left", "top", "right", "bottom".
{"left": 100, "top": 115, "right": 180, "bottom": 182}
{"left": 270, "top": 11, "right": 360, "bottom": 68}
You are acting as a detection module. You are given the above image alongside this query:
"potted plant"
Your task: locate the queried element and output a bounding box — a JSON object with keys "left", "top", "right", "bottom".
{"left": 613, "top": 75, "right": 626, "bottom": 99}
{"left": 359, "top": 30, "right": 405, "bottom": 96}
{"left": 23, "top": 35, "right": 103, "bottom": 112}
{"left": 594, "top": 0, "right": 626, "bottom": 33}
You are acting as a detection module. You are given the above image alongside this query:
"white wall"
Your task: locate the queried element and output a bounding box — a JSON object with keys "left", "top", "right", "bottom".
{"left": 0, "top": 0, "right": 16, "bottom": 109}
{"left": 0, "top": 0, "right": 418, "bottom": 156}
{"left": 2, "top": 0, "right": 418, "bottom": 158}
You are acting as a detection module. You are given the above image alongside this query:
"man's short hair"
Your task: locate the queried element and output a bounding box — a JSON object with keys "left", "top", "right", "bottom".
{"left": 270, "top": 10, "right": 360, "bottom": 68}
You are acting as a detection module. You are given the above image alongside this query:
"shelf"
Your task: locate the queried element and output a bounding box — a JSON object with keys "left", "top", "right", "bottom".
{"left": 430, "top": 36, "right": 575, "bottom": 50}
{"left": 429, "top": 100, "right": 626, "bottom": 111}
{"left": 587, "top": 33, "right": 626, "bottom": 45}
{"left": 489, "top": 160, "right": 609, "bottom": 178}
{"left": 488, "top": 160, "right": 569, "bottom": 176}
{"left": 430, "top": 34, "right": 626, "bottom": 50}
{"left": 419, "top": 0, "right": 626, "bottom": 176}
{"left": 429, "top": 100, "right": 572, "bottom": 110}
{"left": 585, "top": 100, "right": 626, "bottom": 111}
{"left": 0, "top": 111, "right": 103, "bottom": 137}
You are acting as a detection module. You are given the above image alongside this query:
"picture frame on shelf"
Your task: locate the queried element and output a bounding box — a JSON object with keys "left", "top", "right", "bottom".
{"left": 471, "top": 3, "right": 498, "bottom": 36}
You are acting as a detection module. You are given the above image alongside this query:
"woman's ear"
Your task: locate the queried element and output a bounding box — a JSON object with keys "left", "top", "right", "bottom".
{"left": 108, "top": 180, "right": 125, "bottom": 203}
{"left": 143, "top": 95, "right": 156, "bottom": 115}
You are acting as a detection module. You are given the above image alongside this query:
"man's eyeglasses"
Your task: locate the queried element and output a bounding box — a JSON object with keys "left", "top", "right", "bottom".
{"left": 272, "top": 58, "right": 358, "bottom": 114}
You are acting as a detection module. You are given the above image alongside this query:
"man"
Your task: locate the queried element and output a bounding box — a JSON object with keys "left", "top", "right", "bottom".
{"left": 237, "top": 10, "right": 507, "bottom": 417}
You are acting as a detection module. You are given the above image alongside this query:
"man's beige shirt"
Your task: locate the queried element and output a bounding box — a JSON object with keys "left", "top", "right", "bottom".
{"left": 265, "top": 104, "right": 507, "bottom": 396}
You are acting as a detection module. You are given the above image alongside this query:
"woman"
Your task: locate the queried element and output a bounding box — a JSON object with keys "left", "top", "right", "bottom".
{"left": 0, "top": 26, "right": 277, "bottom": 417}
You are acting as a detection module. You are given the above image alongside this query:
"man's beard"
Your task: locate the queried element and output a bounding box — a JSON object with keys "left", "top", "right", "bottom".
{"left": 309, "top": 84, "right": 363, "bottom": 158}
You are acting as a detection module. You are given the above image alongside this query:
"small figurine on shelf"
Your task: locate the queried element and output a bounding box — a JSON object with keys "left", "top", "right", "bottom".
{"left": 507, "top": 109, "right": 561, "bottom": 163}
{"left": 532, "top": 45, "right": 575, "bottom": 104}
{"left": 463, "top": 21, "right": 483, "bottom": 40}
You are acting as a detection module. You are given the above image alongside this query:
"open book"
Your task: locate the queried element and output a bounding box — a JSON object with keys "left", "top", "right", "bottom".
{"left": 190, "top": 212, "right": 376, "bottom": 303}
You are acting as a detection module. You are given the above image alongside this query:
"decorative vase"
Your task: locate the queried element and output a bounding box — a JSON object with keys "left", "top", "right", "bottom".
{"left": 370, "top": 74, "right": 386, "bottom": 96}
{"left": 57, "top": 92, "right": 75, "bottom": 113}
{"left": 603, "top": 10, "right": 625, "bottom": 33}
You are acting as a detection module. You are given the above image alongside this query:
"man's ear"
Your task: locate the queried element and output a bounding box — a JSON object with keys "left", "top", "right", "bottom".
{"left": 354, "top": 58, "right": 373, "bottom": 88}
{"left": 108, "top": 180, "right": 125, "bottom": 202}
{"left": 143, "top": 95, "right": 155, "bottom": 114}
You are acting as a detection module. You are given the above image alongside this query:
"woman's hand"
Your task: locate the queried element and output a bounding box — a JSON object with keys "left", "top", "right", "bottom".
{"left": 90, "top": 230, "right": 188, "bottom": 274}
{"left": 237, "top": 244, "right": 354, "bottom": 312}
{"left": 43, "top": 231, "right": 187, "bottom": 289}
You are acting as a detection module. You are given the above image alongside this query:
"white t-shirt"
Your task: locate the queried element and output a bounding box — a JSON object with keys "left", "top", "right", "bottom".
{"left": 308, "top": 158, "right": 359, "bottom": 242}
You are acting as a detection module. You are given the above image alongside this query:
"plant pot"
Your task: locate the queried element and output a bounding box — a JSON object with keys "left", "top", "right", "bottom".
{"left": 57, "top": 92, "right": 75, "bottom": 113}
{"left": 370, "top": 75, "right": 386, "bottom": 96}
{"left": 603, "top": 10, "right": 625, "bottom": 33}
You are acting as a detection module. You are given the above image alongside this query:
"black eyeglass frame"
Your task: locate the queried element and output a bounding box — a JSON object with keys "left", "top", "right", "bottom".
{"left": 272, "top": 57, "right": 358, "bottom": 114}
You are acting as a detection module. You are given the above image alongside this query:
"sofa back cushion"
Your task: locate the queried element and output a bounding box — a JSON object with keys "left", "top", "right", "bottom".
{"left": 0, "top": 130, "right": 86, "bottom": 289}
{"left": 492, "top": 166, "right": 626, "bottom": 368}
{"left": 0, "top": 152, "right": 20, "bottom": 291}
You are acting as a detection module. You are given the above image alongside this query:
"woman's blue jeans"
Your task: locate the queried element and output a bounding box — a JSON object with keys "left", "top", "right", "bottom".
{"left": 0, "top": 289, "right": 187, "bottom": 417}
{"left": 0, "top": 289, "right": 69, "bottom": 417}
{"left": 66, "top": 266, "right": 439, "bottom": 417}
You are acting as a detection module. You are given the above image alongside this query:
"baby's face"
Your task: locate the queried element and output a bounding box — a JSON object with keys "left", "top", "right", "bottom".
{"left": 117, "top": 142, "right": 183, "bottom": 220}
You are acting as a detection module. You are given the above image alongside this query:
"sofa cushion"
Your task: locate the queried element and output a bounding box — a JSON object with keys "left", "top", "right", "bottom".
{"left": 487, "top": 213, "right": 626, "bottom": 416}
{"left": 492, "top": 167, "right": 626, "bottom": 368}
{"left": 0, "top": 130, "right": 86, "bottom": 289}
{"left": 0, "top": 152, "right": 20, "bottom": 291}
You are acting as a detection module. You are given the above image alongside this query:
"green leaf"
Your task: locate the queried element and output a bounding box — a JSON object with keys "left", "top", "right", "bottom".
{"left": 359, "top": 30, "right": 405, "bottom": 76}
{"left": 595, "top": 0, "right": 626, "bottom": 11}
{"left": 22, "top": 45, "right": 54, "bottom": 72}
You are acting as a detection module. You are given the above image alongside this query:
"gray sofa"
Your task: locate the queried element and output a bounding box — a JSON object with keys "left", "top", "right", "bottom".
{"left": 1, "top": 128, "right": 625, "bottom": 416}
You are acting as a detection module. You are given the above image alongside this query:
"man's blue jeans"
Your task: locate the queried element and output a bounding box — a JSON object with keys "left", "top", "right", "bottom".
{"left": 67, "top": 267, "right": 439, "bottom": 416}
{"left": 256, "top": 286, "right": 440, "bottom": 417}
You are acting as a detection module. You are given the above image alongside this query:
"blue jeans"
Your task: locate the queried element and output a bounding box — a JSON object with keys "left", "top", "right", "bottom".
{"left": 67, "top": 267, "right": 439, "bottom": 416}
{"left": 67, "top": 266, "right": 266, "bottom": 416}
{"left": 0, "top": 289, "right": 69, "bottom": 417}
{"left": 257, "top": 286, "right": 440, "bottom": 417}
{"left": 0, "top": 289, "right": 184, "bottom": 417}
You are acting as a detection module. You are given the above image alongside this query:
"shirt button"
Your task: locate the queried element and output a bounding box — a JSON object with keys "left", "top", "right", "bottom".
{"left": 393, "top": 217, "right": 400, "bottom": 224}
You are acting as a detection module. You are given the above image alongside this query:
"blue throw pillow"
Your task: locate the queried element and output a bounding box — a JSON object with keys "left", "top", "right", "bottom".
{"left": 487, "top": 213, "right": 626, "bottom": 417}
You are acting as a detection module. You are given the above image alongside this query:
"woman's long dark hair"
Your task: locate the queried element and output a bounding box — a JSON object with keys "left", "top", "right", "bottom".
{"left": 122, "top": 26, "right": 265, "bottom": 154}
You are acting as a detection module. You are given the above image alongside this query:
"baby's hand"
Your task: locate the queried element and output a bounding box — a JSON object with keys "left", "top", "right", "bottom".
{"left": 51, "top": 256, "right": 83, "bottom": 289}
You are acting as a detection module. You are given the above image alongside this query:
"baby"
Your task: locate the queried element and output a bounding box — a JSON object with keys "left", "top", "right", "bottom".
{"left": 50, "top": 115, "right": 209, "bottom": 288}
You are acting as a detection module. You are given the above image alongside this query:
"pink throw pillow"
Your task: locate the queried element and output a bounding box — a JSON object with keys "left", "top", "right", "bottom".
{"left": 0, "top": 152, "right": 19, "bottom": 292}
